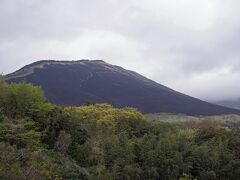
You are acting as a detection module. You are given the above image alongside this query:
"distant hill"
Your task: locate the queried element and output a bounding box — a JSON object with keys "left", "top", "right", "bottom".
{"left": 6, "top": 60, "right": 240, "bottom": 116}
{"left": 214, "top": 99, "right": 240, "bottom": 110}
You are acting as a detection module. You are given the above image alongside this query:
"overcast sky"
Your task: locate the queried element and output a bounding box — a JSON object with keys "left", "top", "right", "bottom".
{"left": 1, "top": 0, "right": 240, "bottom": 101}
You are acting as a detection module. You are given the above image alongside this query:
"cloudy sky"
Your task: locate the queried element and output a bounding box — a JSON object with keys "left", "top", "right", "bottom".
{"left": 1, "top": 0, "right": 240, "bottom": 101}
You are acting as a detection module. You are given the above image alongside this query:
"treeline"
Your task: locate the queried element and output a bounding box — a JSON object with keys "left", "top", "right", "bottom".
{"left": 0, "top": 81, "right": 240, "bottom": 179}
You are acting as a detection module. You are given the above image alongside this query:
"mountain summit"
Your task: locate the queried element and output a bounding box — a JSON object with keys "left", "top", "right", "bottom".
{"left": 6, "top": 60, "right": 240, "bottom": 115}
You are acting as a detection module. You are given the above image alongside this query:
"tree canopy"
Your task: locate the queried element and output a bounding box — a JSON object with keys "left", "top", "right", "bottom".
{"left": 0, "top": 81, "right": 240, "bottom": 179}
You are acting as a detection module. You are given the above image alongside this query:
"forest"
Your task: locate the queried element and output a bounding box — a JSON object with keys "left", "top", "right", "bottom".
{"left": 0, "top": 81, "right": 240, "bottom": 180}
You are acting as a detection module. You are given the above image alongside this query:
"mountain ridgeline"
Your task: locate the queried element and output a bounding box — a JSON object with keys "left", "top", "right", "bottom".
{"left": 6, "top": 60, "right": 240, "bottom": 116}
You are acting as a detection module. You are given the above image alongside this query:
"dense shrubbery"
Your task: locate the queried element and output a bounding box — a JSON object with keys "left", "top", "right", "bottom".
{"left": 0, "top": 81, "right": 240, "bottom": 179}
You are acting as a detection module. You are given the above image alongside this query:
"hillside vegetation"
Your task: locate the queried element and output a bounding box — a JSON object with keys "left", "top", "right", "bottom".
{"left": 145, "top": 113, "right": 240, "bottom": 128}
{"left": 0, "top": 81, "right": 240, "bottom": 179}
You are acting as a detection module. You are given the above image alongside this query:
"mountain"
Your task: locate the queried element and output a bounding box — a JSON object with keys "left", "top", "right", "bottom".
{"left": 214, "top": 99, "right": 240, "bottom": 110}
{"left": 6, "top": 60, "right": 240, "bottom": 116}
